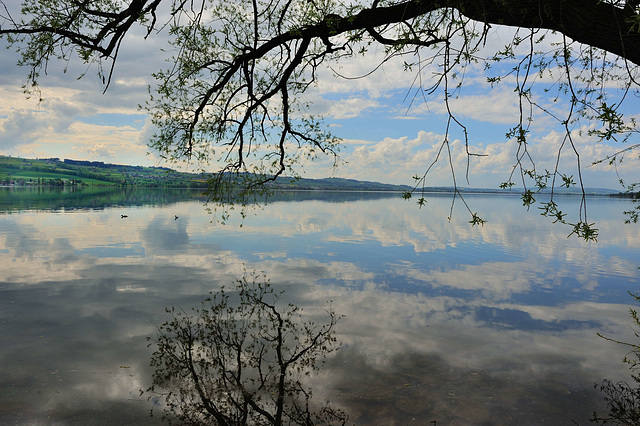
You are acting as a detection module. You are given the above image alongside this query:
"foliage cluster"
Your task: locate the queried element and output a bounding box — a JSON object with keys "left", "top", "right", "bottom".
{"left": 1, "top": 0, "right": 640, "bottom": 230}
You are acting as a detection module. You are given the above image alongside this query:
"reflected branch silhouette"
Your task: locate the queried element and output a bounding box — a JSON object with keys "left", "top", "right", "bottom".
{"left": 145, "top": 271, "right": 347, "bottom": 425}
{"left": 592, "top": 292, "right": 640, "bottom": 425}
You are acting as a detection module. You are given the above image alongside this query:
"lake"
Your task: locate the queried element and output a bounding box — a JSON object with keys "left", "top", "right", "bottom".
{"left": 1, "top": 187, "right": 639, "bottom": 425}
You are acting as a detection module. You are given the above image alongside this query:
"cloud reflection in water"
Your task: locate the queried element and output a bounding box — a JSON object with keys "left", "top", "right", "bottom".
{"left": 0, "top": 190, "right": 638, "bottom": 424}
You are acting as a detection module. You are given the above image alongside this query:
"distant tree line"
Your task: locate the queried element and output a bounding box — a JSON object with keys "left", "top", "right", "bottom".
{"left": 0, "top": 176, "right": 86, "bottom": 186}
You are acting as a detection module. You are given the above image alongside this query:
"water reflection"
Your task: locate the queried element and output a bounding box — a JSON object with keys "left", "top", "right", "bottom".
{"left": 146, "top": 272, "right": 346, "bottom": 425}
{"left": 0, "top": 186, "right": 206, "bottom": 212}
{"left": 0, "top": 188, "right": 639, "bottom": 424}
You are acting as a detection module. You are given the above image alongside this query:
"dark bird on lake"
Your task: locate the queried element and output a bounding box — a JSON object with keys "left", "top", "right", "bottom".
{"left": 121, "top": 215, "right": 128, "bottom": 218}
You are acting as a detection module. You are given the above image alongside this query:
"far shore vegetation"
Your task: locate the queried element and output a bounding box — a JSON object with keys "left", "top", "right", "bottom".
{"left": 1, "top": 156, "right": 628, "bottom": 196}
{"left": 0, "top": 155, "right": 413, "bottom": 192}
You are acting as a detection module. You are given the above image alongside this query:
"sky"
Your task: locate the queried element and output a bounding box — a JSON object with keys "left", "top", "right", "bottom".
{"left": 1, "top": 7, "right": 639, "bottom": 190}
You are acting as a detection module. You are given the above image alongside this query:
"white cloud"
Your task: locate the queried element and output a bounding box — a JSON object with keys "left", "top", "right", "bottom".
{"left": 423, "top": 87, "right": 521, "bottom": 124}
{"left": 316, "top": 118, "right": 636, "bottom": 189}
{"left": 1, "top": 10, "right": 638, "bottom": 189}
{"left": 325, "top": 97, "right": 380, "bottom": 119}
{"left": 316, "top": 48, "right": 416, "bottom": 96}
{"left": 0, "top": 109, "right": 51, "bottom": 147}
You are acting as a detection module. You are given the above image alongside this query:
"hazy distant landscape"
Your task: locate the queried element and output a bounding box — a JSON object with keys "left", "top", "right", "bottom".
{"left": 0, "top": 156, "right": 413, "bottom": 192}
{"left": 0, "top": 156, "right": 623, "bottom": 195}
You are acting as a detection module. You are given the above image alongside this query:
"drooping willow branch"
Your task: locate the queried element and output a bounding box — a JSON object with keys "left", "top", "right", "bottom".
{"left": 2, "top": 0, "right": 639, "bottom": 232}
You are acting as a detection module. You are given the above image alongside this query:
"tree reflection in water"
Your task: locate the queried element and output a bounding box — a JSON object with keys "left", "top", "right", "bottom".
{"left": 145, "top": 271, "right": 347, "bottom": 425}
{"left": 592, "top": 292, "right": 640, "bottom": 425}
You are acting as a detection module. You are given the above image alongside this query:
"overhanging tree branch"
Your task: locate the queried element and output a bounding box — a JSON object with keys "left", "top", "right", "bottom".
{"left": 1, "top": 0, "right": 638, "bottom": 232}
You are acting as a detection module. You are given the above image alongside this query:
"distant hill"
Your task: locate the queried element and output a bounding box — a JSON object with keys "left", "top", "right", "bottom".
{"left": 0, "top": 156, "right": 413, "bottom": 192}
{"left": 0, "top": 156, "right": 621, "bottom": 195}
{"left": 417, "top": 186, "right": 620, "bottom": 195}
{"left": 266, "top": 176, "right": 412, "bottom": 191}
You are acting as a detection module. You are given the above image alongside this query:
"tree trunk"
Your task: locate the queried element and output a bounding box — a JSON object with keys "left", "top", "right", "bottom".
{"left": 307, "top": 0, "right": 640, "bottom": 65}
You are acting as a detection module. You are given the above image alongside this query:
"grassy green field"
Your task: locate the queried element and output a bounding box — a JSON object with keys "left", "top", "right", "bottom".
{"left": 0, "top": 156, "right": 414, "bottom": 191}
{"left": 0, "top": 156, "right": 623, "bottom": 195}
{"left": 8, "top": 170, "right": 116, "bottom": 185}
{"left": 0, "top": 156, "right": 200, "bottom": 187}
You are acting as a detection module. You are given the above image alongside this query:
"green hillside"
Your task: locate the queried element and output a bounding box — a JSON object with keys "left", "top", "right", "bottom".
{"left": 0, "top": 156, "right": 412, "bottom": 191}
{"left": 0, "top": 156, "right": 199, "bottom": 187}
{"left": 0, "top": 156, "right": 622, "bottom": 194}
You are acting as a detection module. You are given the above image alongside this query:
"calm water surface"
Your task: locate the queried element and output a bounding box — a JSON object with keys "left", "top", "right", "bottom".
{"left": 1, "top": 187, "right": 639, "bottom": 425}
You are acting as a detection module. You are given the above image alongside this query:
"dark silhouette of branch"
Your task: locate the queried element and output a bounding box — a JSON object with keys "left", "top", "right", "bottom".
{"left": 146, "top": 271, "right": 346, "bottom": 425}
